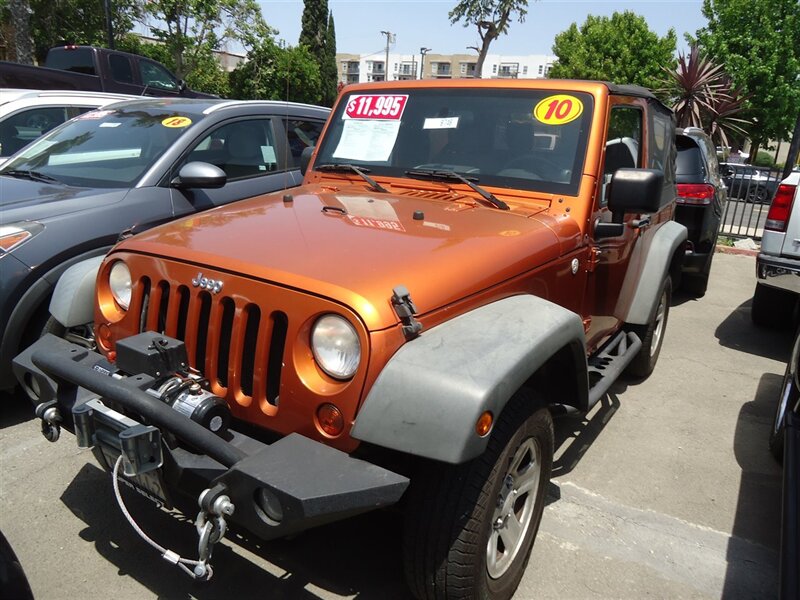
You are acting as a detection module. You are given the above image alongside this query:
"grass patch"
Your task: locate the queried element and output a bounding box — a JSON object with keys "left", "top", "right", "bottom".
{"left": 717, "top": 236, "right": 736, "bottom": 247}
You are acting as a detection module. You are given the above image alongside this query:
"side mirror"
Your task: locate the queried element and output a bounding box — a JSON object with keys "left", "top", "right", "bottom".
{"left": 171, "top": 161, "right": 226, "bottom": 189}
{"left": 177, "top": 79, "right": 187, "bottom": 93}
{"left": 300, "top": 146, "right": 315, "bottom": 176}
{"left": 596, "top": 168, "right": 664, "bottom": 238}
{"left": 607, "top": 168, "right": 664, "bottom": 217}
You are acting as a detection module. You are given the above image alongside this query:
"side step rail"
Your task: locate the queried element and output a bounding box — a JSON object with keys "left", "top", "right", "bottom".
{"left": 586, "top": 330, "right": 642, "bottom": 410}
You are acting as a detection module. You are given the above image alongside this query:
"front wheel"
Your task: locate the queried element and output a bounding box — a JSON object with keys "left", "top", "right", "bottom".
{"left": 403, "top": 391, "right": 553, "bottom": 600}
{"left": 625, "top": 276, "right": 671, "bottom": 378}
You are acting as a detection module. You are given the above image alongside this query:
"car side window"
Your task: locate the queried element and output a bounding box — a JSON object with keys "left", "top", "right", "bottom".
{"left": 0, "top": 107, "right": 68, "bottom": 156}
{"left": 284, "top": 119, "right": 325, "bottom": 168}
{"left": 599, "top": 106, "right": 643, "bottom": 206}
{"left": 139, "top": 60, "right": 178, "bottom": 92}
{"left": 109, "top": 54, "right": 135, "bottom": 84}
{"left": 183, "top": 118, "right": 279, "bottom": 181}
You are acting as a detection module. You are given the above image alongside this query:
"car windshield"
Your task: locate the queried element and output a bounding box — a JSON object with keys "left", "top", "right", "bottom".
{"left": 0, "top": 106, "right": 202, "bottom": 188}
{"left": 314, "top": 87, "right": 594, "bottom": 196}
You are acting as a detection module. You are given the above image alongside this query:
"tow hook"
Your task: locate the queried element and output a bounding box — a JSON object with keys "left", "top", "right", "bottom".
{"left": 194, "top": 485, "right": 235, "bottom": 580}
{"left": 35, "top": 400, "right": 62, "bottom": 442}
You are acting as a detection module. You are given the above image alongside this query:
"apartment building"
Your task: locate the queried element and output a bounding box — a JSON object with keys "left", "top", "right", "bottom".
{"left": 336, "top": 52, "right": 555, "bottom": 83}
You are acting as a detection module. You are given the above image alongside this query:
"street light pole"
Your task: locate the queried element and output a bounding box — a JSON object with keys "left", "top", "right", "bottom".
{"left": 420, "top": 47, "right": 430, "bottom": 79}
{"left": 380, "top": 31, "right": 392, "bottom": 81}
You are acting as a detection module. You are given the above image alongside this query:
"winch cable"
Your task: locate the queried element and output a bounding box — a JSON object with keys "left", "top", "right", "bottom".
{"left": 111, "top": 456, "right": 213, "bottom": 580}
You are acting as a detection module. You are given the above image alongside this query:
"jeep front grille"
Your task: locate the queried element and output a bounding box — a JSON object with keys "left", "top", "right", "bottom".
{"left": 136, "top": 277, "right": 286, "bottom": 406}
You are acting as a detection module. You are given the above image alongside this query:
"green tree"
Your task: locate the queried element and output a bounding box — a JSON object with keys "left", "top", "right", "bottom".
{"left": 321, "top": 11, "right": 338, "bottom": 105}
{"left": 549, "top": 11, "right": 677, "bottom": 92}
{"left": 141, "top": 0, "right": 270, "bottom": 79}
{"left": 229, "top": 40, "right": 322, "bottom": 105}
{"left": 696, "top": 0, "right": 800, "bottom": 161}
{"left": 449, "top": 0, "right": 530, "bottom": 77}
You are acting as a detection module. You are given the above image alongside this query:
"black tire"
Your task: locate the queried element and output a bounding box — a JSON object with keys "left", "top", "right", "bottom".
{"left": 746, "top": 186, "right": 769, "bottom": 204}
{"left": 625, "top": 276, "right": 671, "bottom": 379}
{"left": 751, "top": 283, "right": 796, "bottom": 329}
{"left": 402, "top": 391, "right": 553, "bottom": 600}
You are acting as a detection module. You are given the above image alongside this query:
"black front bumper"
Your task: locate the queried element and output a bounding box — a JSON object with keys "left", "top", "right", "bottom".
{"left": 13, "top": 335, "right": 409, "bottom": 541}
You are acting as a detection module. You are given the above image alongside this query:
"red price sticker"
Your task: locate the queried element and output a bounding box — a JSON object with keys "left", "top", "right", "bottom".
{"left": 533, "top": 95, "right": 584, "bottom": 125}
{"left": 344, "top": 94, "right": 408, "bottom": 120}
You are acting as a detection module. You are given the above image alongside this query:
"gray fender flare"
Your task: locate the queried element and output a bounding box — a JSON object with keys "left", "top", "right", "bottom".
{"left": 350, "top": 295, "right": 587, "bottom": 464}
{"left": 616, "top": 220, "right": 687, "bottom": 325}
{"left": 49, "top": 256, "right": 104, "bottom": 328}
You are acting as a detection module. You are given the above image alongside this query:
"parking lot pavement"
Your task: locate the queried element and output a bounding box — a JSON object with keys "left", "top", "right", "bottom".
{"left": 0, "top": 251, "right": 793, "bottom": 600}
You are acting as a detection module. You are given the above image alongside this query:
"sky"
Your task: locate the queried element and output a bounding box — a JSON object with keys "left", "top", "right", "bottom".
{"left": 256, "top": 0, "right": 707, "bottom": 59}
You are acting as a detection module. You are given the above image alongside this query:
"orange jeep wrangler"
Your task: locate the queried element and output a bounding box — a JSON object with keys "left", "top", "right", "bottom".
{"left": 15, "top": 79, "right": 686, "bottom": 599}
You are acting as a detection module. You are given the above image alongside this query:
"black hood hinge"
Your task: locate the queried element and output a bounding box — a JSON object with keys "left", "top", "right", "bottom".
{"left": 391, "top": 285, "right": 423, "bottom": 339}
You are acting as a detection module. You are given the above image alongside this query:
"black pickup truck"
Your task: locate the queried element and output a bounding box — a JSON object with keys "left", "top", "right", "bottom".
{"left": 0, "top": 45, "right": 215, "bottom": 98}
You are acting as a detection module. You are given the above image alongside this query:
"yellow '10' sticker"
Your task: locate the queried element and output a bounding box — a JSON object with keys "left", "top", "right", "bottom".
{"left": 161, "top": 116, "right": 192, "bottom": 128}
{"left": 533, "top": 95, "right": 583, "bottom": 125}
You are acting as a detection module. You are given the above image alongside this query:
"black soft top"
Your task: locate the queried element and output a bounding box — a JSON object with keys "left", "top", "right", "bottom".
{"left": 605, "top": 82, "right": 672, "bottom": 113}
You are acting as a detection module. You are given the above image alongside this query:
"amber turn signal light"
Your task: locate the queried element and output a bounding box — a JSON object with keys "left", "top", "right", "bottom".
{"left": 317, "top": 403, "right": 344, "bottom": 437}
{"left": 476, "top": 411, "right": 493, "bottom": 437}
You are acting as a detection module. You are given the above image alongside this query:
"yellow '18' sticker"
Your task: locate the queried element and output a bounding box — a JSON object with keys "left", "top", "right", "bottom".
{"left": 533, "top": 95, "right": 583, "bottom": 125}
{"left": 161, "top": 116, "right": 192, "bottom": 128}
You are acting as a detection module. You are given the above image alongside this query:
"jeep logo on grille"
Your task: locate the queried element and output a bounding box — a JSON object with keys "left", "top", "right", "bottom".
{"left": 191, "top": 272, "right": 223, "bottom": 294}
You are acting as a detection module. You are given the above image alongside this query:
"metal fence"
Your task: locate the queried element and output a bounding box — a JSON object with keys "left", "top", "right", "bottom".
{"left": 718, "top": 163, "right": 783, "bottom": 240}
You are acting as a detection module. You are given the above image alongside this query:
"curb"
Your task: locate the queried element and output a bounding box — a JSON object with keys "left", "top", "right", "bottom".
{"left": 715, "top": 245, "right": 759, "bottom": 257}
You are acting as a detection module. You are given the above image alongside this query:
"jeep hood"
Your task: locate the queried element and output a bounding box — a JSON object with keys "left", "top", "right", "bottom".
{"left": 116, "top": 184, "right": 574, "bottom": 330}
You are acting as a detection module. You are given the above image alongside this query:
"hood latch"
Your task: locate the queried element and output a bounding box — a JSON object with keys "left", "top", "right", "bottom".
{"left": 391, "top": 285, "right": 422, "bottom": 339}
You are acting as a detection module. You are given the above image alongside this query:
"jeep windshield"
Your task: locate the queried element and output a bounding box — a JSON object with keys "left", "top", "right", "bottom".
{"left": 0, "top": 106, "right": 203, "bottom": 188}
{"left": 313, "top": 87, "right": 594, "bottom": 196}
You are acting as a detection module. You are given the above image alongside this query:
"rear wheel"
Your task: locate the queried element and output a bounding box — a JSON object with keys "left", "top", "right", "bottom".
{"left": 403, "top": 391, "right": 553, "bottom": 600}
{"left": 751, "top": 283, "right": 796, "bottom": 329}
{"left": 746, "top": 186, "right": 769, "bottom": 204}
{"left": 625, "top": 276, "right": 671, "bottom": 378}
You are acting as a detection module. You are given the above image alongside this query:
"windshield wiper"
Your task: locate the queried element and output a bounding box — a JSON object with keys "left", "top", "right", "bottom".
{"left": 315, "top": 163, "right": 388, "bottom": 193}
{"left": 405, "top": 169, "right": 509, "bottom": 210}
{"left": 3, "top": 169, "right": 61, "bottom": 184}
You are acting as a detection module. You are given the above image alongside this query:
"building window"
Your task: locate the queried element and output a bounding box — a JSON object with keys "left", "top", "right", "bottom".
{"left": 523, "top": 65, "right": 528, "bottom": 75}
{"left": 538, "top": 65, "right": 543, "bottom": 75}
{"left": 492, "top": 64, "right": 497, "bottom": 74}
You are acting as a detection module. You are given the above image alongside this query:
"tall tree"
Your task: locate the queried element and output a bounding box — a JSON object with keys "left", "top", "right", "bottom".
{"left": 696, "top": 0, "right": 800, "bottom": 162}
{"left": 298, "top": 0, "right": 327, "bottom": 61}
{"left": 142, "top": 0, "right": 270, "bottom": 79}
{"left": 321, "top": 11, "right": 338, "bottom": 105}
{"left": 230, "top": 39, "right": 322, "bottom": 104}
{"left": 449, "top": 0, "right": 529, "bottom": 77}
{"left": 7, "top": 0, "right": 34, "bottom": 63}
{"left": 28, "top": 0, "right": 142, "bottom": 62}
{"left": 549, "top": 11, "right": 676, "bottom": 92}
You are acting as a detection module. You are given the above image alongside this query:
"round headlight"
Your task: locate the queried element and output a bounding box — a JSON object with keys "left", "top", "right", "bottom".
{"left": 311, "top": 315, "right": 361, "bottom": 380}
{"left": 108, "top": 261, "right": 132, "bottom": 310}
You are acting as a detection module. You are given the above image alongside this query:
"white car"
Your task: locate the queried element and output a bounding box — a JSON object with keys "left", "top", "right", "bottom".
{"left": 0, "top": 89, "right": 134, "bottom": 163}
{"left": 752, "top": 169, "right": 800, "bottom": 327}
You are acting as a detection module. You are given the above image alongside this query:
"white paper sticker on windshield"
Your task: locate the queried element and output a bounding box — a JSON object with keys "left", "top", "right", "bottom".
{"left": 99, "top": 122, "right": 122, "bottom": 128}
{"left": 332, "top": 120, "right": 401, "bottom": 162}
{"left": 423, "top": 117, "right": 459, "bottom": 130}
{"left": 261, "top": 145, "right": 276, "bottom": 163}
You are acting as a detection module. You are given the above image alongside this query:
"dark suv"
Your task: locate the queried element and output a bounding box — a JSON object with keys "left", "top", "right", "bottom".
{"left": 674, "top": 127, "right": 727, "bottom": 296}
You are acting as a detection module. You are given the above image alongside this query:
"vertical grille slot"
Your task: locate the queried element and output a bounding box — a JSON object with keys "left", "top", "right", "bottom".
{"left": 216, "top": 298, "right": 235, "bottom": 387}
{"left": 266, "top": 311, "right": 288, "bottom": 406}
{"left": 138, "top": 277, "right": 151, "bottom": 333}
{"left": 195, "top": 292, "right": 211, "bottom": 371}
{"left": 157, "top": 282, "right": 170, "bottom": 333}
{"left": 175, "top": 286, "right": 190, "bottom": 341}
{"left": 240, "top": 305, "right": 260, "bottom": 397}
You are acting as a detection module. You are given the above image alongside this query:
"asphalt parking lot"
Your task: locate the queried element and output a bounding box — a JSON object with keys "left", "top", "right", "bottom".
{"left": 0, "top": 251, "right": 793, "bottom": 600}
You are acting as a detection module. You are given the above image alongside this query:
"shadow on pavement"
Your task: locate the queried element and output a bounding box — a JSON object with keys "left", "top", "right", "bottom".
{"left": 60, "top": 462, "right": 411, "bottom": 599}
{"left": 722, "top": 372, "right": 784, "bottom": 598}
{"left": 0, "top": 391, "right": 34, "bottom": 429}
{"left": 715, "top": 300, "right": 794, "bottom": 362}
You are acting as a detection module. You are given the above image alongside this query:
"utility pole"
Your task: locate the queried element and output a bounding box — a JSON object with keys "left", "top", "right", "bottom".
{"left": 103, "top": 0, "right": 114, "bottom": 49}
{"left": 419, "top": 47, "right": 430, "bottom": 79}
{"left": 380, "top": 30, "right": 393, "bottom": 81}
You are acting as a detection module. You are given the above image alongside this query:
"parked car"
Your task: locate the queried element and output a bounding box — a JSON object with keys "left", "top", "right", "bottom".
{"left": 13, "top": 80, "right": 685, "bottom": 599}
{"left": 768, "top": 328, "right": 799, "bottom": 600}
{"left": 721, "top": 162, "right": 780, "bottom": 203}
{"left": 0, "top": 89, "right": 134, "bottom": 163}
{"left": 752, "top": 170, "right": 800, "bottom": 327}
{"left": 0, "top": 97, "right": 330, "bottom": 394}
{"left": 0, "top": 529, "right": 33, "bottom": 600}
{"left": 675, "top": 127, "right": 727, "bottom": 296}
{"left": 0, "top": 45, "right": 214, "bottom": 98}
